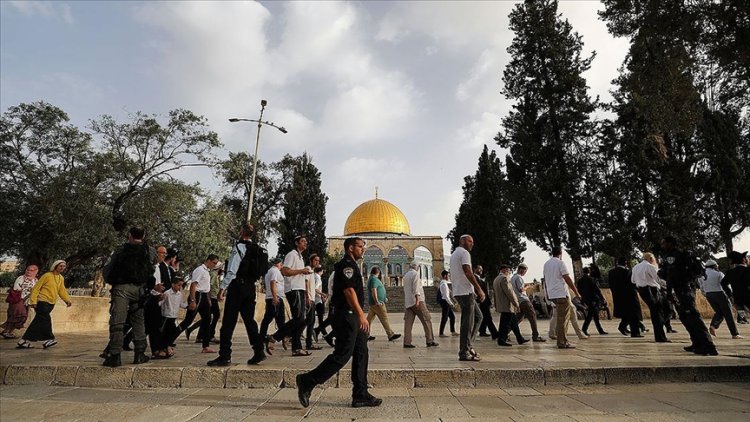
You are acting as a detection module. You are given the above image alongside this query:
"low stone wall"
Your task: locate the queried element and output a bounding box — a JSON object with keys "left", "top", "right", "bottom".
{"left": 0, "top": 292, "right": 275, "bottom": 336}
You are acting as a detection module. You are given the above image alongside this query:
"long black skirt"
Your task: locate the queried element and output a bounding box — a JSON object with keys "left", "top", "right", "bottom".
{"left": 22, "top": 301, "right": 55, "bottom": 341}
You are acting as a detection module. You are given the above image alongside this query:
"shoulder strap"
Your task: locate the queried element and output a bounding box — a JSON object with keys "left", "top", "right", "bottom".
{"left": 236, "top": 242, "right": 245, "bottom": 259}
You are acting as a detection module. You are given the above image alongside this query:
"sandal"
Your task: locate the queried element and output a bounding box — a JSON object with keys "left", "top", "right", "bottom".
{"left": 292, "top": 349, "right": 312, "bottom": 357}
{"left": 2, "top": 332, "right": 17, "bottom": 339}
{"left": 16, "top": 340, "right": 33, "bottom": 349}
{"left": 469, "top": 348, "right": 480, "bottom": 358}
{"left": 42, "top": 339, "right": 58, "bottom": 349}
{"left": 306, "top": 345, "right": 322, "bottom": 351}
{"left": 264, "top": 335, "right": 276, "bottom": 355}
{"left": 152, "top": 350, "right": 169, "bottom": 359}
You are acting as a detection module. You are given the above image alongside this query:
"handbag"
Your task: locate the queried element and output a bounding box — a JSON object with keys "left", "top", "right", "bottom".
{"left": 5, "top": 289, "right": 22, "bottom": 304}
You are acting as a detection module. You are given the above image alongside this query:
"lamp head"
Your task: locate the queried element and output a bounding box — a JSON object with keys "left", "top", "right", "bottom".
{"left": 279, "top": 127, "right": 288, "bottom": 134}
{"left": 228, "top": 118, "right": 240, "bottom": 122}
{"left": 260, "top": 99, "right": 267, "bottom": 107}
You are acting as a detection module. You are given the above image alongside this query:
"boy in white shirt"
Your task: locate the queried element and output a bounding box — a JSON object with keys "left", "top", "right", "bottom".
{"left": 157, "top": 278, "right": 186, "bottom": 358}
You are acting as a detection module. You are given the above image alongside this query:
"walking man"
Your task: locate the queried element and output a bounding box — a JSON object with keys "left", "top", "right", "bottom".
{"left": 543, "top": 246, "right": 581, "bottom": 349}
{"left": 724, "top": 251, "right": 749, "bottom": 325}
{"left": 296, "top": 237, "right": 382, "bottom": 408}
{"left": 207, "top": 223, "right": 267, "bottom": 366}
{"left": 403, "top": 263, "right": 438, "bottom": 348}
{"left": 450, "top": 235, "right": 485, "bottom": 361}
{"left": 259, "top": 258, "right": 285, "bottom": 339}
{"left": 437, "top": 270, "right": 457, "bottom": 337}
{"left": 102, "top": 226, "right": 155, "bottom": 367}
{"left": 477, "top": 265, "right": 499, "bottom": 339}
{"left": 701, "top": 259, "right": 742, "bottom": 339}
{"left": 493, "top": 264, "right": 528, "bottom": 346}
{"left": 269, "top": 235, "right": 314, "bottom": 356}
{"left": 632, "top": 253, "right": 669, "bottom": 342}
{"left": 367, "top": 267, "right": 401, "bottom": 342}
{"left": 578, "top": 267, "right": 608, "bottom": 336}
{"left": 610, "top": 257, "right": 642, "bottom": 337}
{"left": 512, "top": 263, "right": 545, "bottom": 342}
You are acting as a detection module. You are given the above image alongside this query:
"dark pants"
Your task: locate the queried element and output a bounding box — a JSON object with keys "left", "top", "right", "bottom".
{"left": 191, "top": 297, "right": 221, "bottom": 341}
{"left": 305, "top": 305, "right": 316, "bottom": 348}
{"left": 478, "top": 299, "right": 498, "bottom": 338}
{"left": 157, "top": 317, "right": 178, "bottom": 351}
{"left": 319, "top": 305, "right": 335, "bottom": 336}
{"left": 581, "top": 302, "right": 606, "bottom": 335}
{"left": 637, "top": 286, "right": 668, "bottom": 341}
{"left": 315, "top": 302, "right": 326, "bottom": 327}
{"left": 22, "top": 301, "right": 55, "bottom": 341}
{"left": 439, "top": 300, "right": 455, "bottom": 335}
{"left": 272, "top": 290, "right": 308, "bottom": 351}
{"left": 178, "top": 292, "right": 212, "bottom": 348}
{"left": 259, "top": 298, "right": 286, "bottom": 338}
{"left": 107, "top": 283, "right": 147, "bottom": 355}
{"left": 497, "top": 312, "right": 525, "bottom": 343}
{"left": 618, "top": 315, "right": 641, "bottom": 337}
{"left": 516, "top": 300, "right": 540, "bottom": 338}
{"left": 144, "top": 297, "right": 162, "bottom": 354}
{"left": 218, "top": 279, "right": 262, "bottom": 360}
{"left": 300, "top": 311, "right": 369, "bottom": 399}
{"left": 705, "top": 291, "right": 739, "bottom": 336}
{"left": 675, "top": 289, "right": 715, "bottom": 352}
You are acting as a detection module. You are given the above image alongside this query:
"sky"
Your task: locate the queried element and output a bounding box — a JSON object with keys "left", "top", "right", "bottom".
{"left": 2, "top": 1, "right": 748, "bottom": 281}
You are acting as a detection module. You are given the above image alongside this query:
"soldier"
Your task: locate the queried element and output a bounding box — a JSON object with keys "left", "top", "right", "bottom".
{"left": 659, "top": 236, "right": 717, "bottom": 356}
{"left": 296, "top": 237, "right": 382, "bottom": 408}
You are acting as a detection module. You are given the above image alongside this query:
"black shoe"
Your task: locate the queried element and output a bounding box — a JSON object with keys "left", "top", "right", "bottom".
{"left": 667, "top": 329, "right": 678, "bottom": 333}
{"left": 184, "top": 328, "right": 192, "bottom": 341}
{"left": 403, "top": 344, "right": 416, "bottom": 348}
{"left": 694, "top": 347, "right": 719, "bottom": 356}
{"left": 684, "top": 345, "right": 696, "bottom": 352}
{"left": 517, "top": 338, "right": 529, "bottom": 345}
{"left": 655, "top": 339, "right": 672, "bottom": 343}
{"left": 122, "top": 344, "right": 133, "bottom": 351}
{"left": 133, "top": 352, "right": 150, "bottom": 364}
{"left": 102, "top": 354, "right": 122, "bottom": 367}
{"left": 478, "top": 333, "right": 491, "bottom": 337}
{"left": 296, "top": 374, "right": 312, "bottom": 408}
{"left": 207, "top": 357, "right": 231, "bottom": 367}
{"left": 247, "top": 352, "right": 267, "bottom": 365}
{"left": 352, "top": 393, "right": 382, "bottom": 408}
{"left": 599, "top": 331, "right": 609, "bottom": 335}
{"left": 532, "top": 336, "right": 547, "bottom": 342}
{"left": 314, "top": 327, "right": 321, "bottom": 342}
{"left": 426, "top": 342, "right": 439, "bottom": 347}
{"left": 631, "top": 334, "right": 644, "bottom": 338}
{"left": 323, "top": 333, "right": 334, "bottom": 347}
{"left": 618, "top": 328, "right": 629, "bottom": 336}
{"left": 388, "top": 334, "right": 402, "bottom": 341}
{"left": 497, "top": 341, "right": 512, "bottom": 347}
{"left": 368, "top": 336, "right": 376, "bottom": 341}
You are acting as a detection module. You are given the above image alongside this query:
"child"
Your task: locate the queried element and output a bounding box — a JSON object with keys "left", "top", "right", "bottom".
{"left": 154, "top": 278, "right": 186, "bottom": 358}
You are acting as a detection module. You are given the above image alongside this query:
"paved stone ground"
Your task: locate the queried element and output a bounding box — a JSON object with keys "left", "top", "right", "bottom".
{"left": 1, "top": 382, "right": 749, "bottom": 421}
{"left": 1, "top": 315, "right": 748, "bottom": 388}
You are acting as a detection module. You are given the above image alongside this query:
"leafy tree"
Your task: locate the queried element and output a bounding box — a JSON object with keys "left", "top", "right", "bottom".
{"left": 276, "top": 153, "right": 329, "bottom": 259}
{"left": 495, "top": 0, "right": 598, "bottom": 274}
{"left": 448, "top": 145, "right": 526, "bottom": 276}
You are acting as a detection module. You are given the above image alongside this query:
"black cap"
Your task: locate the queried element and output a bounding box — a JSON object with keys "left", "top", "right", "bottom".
{"left": 728, "top": 250, "right": 748, "bottom": 264}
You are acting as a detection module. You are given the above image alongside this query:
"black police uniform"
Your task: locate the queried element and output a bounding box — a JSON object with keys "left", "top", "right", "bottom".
{"left": 660, "top": 249, "right": 716, "bottom": 354}
{"left": 299, "top": 254, "right": 370, "bottom": 399}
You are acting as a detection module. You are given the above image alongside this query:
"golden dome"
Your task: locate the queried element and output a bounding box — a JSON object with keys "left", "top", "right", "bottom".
{"left": 344, "top": 198, "right": 411, "bottom": 236}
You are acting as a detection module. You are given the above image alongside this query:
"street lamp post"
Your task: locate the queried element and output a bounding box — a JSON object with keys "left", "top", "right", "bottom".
{"left": 229, "top": 99, "right": 287, "bottom": 224}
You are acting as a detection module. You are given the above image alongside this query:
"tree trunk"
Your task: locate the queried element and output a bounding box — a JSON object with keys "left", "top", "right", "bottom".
{"left": 91, "top": 269, "right": 104, "bottom": 297}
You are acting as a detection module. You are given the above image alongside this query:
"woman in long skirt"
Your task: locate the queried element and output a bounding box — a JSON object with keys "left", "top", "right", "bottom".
{"left": 1, "top": 264, "right": 40, "bottom": 339}
{"left": 16, "top": 260, "right": 73, "bottom": 349}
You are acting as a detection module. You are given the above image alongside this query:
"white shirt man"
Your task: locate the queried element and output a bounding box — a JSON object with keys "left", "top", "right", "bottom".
{"left": 160, "top": 287, "right": 186, "bottom": 318}
{"left": 439, "top": 277, "right": 454, "bottom": 307}
{"left": 402, "top": 264, "right": 436, "bottom": 347}
{"left": 511, "top": 271, "right": 530, "bottom": 303}
{"left": 403, "top": 267, "right": 424, "bottom": 309}
{"left": 450, "top": 245, "right": 474, "bottom": 296}
{"left": 631, "top": 259, "right": 662, "bottom": 288}
{"left": 283, "top": 248, "right": 307, "bottom": 293}
{"left": 264, "top": 264, "right": 285, "bottom": 300}
{"left": 543, "top": 256, "right": 571, "bottom": 300}
{"left": 191, "top": 263, "right": 212, "bottom": 293}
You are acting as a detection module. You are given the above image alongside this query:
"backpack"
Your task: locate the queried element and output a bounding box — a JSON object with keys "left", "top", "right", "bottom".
{"left": 235, "top": 240, "right": 269, "bottom": 283}
{"left": 104, "top": 243, "right": 153, "bottom": 285}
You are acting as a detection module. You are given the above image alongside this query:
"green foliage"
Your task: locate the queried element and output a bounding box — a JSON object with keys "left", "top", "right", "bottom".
{"left": 276, "top": 153, "right": 329, "bottom": 259}
{"left": 448, "top": 145, "right": 526, "bottom": 277}
{"left": 495, "top": 0, "right": 598, "bottom": 268}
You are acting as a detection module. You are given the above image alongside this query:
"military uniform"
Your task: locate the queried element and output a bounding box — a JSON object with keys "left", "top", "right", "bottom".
{"left": 298, "top": 253, "right": 370, "bottom": 400}
{"left": 660, "top": 249, "right": 716, "bottom": 354}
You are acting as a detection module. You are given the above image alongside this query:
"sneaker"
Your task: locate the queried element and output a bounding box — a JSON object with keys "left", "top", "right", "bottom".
{"left": 388, "top": 333, "right": 402, "bottom": 341}
{"left": 42, "top": 339, "right": 58, "bottom": 349}
{"left": 732, "top": 334, "right": 744, "bottom": 339}
{"left": 352, "top": 393, "right": 382, "bottom": 408}
{"left": 207, "top": 357, "right": 232, "bottom": 367}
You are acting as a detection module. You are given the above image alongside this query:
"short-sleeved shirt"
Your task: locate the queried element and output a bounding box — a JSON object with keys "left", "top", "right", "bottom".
{"left": 543, "top": 257, "right": 570, "bottom": 300}
{"left": 314, "top": 273, "right": 323, "bottom": 304}
{"left": 264, "top": 266, "right": 284, "bottom": 300}
{"left": 511, "top": 273, "right": 529, "bottom": 303}
{"left": 701, "top": 268, "right": 725, "bottom": 293}
{"left": 450, "top": 246, "right": 474, "bottom": 296}
{"left": 190, "top": 264, "right": 211, "bottom": 293}
{"left": 368, "top": 275, "right": 387, "bottom": 305}
{"left": 283, "top": 249, "right": 307, "bottom": 292}
{"left": 331, "top": 254, "right": 364, "bottom": 312}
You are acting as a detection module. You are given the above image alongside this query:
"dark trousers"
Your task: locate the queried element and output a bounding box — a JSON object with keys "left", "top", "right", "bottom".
{"left": 515, "top": 300, "right": 540, "bottom": 338}
{"left": 22, "top": 301, "right": 55, "bottom": 341}
{"left": 478, "top": 299, "right": 498, "bottom": 337}
{"left": 301, "top": 311, "right": 369, "bottom": 399}
{"left": 305, "top": 305, "right": 316, "bottom": 348}
{"left": 259, "top": 298, "right": 286, "bottom": 338}
{"left": 618, "top": 316, "right": 641, "bottom": 337}
{"left": 272, "top": 290, "right": 308, "bottom": 351}
{"left": 439, "top": 300, "right": 455, "bottom": 335}
{"left": 581, "top": 302, "right": 606, "bottom": 335}
{"left": 315, "top": 302, "right": 326, "bottom": 327}
{"left": 144, "top": 297, "right": 162, "bottom": 354}
{"left": 157, "top": 317, "right": 178, "bottom": 351}
{"left": 637, "top": 286, "right": 668, "bottom": 341}
{"left": 675, "top": 289, "right": 715, "bottom": 352}
{"left": 190, "top": 297, "right": 221, "bottom": 341}
{"left": 218, "top": 279, "right": 261, "bottom": 360}
{"left": 706, "top": 291, "right": 739, "bottom": 336}
{"left": 177, "top": 292, "right": 212, "bottom": 348}
{"left": 497, "top": 312, "right": 524, "bottom": 343}
{"left": 319, "top": 305, "right": 335, "bottom": 336}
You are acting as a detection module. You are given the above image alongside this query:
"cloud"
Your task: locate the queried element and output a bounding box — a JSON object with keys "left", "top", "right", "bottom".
{"left": 9, "top": 1, "right": 74, "bottom": 24}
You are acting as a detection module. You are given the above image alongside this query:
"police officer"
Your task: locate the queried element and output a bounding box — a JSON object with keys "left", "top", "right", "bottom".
{"left": 659, "top": 236, "right": 717, "bottom": 356}
{"left": 295, "top": 237, "right": 382, "bottom": 408}
{"left": 207, "top": 223, "right": 266, "bottom": 366}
